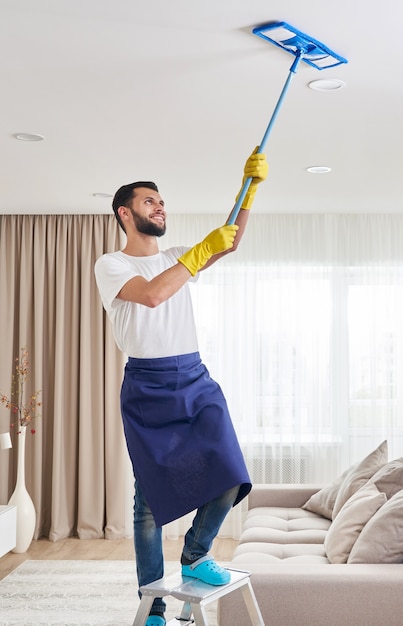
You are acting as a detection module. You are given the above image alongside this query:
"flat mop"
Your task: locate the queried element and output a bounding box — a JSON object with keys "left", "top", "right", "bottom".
{"left": 227, "top": 21, "right": 348, "bottom": 224}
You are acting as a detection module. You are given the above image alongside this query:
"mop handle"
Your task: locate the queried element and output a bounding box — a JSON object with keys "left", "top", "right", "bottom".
{"left": 227, "top": 53, "right": 304, "bottom": 225}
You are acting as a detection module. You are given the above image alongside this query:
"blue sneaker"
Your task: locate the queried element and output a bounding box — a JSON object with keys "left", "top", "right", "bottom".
{"left": 145, "top": 616, "right": 165, "bottom": 626}
{"left": 181, "top": 554, "right": 230, "bottom": 586}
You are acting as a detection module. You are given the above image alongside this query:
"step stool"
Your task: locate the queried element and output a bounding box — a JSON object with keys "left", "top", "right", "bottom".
{"left": 132, "top": 567, "right": 264, "bottom": 626}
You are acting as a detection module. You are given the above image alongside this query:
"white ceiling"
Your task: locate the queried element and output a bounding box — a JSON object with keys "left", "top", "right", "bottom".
{"left": 1, "top": 0, "right": 402, "bottom": 215}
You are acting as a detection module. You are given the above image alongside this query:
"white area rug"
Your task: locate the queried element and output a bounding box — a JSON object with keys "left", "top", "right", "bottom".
{"left": 0, "top": 560, "right": 218, "bottom": 625}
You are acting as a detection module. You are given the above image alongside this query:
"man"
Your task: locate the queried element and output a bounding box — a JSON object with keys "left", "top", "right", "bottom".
{"left": 94, "top": 149, "right": 268, "bottom": 626}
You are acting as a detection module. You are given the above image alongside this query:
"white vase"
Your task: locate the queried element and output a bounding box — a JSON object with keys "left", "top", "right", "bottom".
{"left": 8, "top": 426, "right": 36, "bottom": 553}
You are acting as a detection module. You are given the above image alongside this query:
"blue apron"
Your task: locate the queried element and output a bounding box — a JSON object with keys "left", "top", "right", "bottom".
{"left": 120, "top": 352, "right": 251, "bottom": 527}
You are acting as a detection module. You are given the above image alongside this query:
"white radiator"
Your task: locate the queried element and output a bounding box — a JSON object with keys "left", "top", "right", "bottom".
{"left": 244, "top": 447, "right": 311, "bottom": 483}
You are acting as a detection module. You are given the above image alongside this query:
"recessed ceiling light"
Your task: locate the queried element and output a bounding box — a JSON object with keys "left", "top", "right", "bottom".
{"left": 92, "top": 192, "right": 113, "bottom": 198}
{"left": 308, "top": 79, "right": 346, "bottom": 91}
{"left": 14, "top": 133, "right": 45, "bottom": 142}
{"left": 306, "top": 166, "right": 332, "bottom": 174}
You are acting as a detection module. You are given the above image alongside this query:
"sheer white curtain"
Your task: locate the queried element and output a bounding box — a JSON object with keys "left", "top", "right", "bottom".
{"left": 156, "top": 214, "right": 403, "bottom": 539}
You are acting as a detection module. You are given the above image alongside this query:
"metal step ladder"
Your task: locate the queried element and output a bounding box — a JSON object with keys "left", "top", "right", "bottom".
{"left": 132, "top": 568, "right": 264, "bottom": 626}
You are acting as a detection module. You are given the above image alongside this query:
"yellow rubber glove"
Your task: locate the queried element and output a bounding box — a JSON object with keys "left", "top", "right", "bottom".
{"left": 235, "top": 147, "right": 269, "bottom": 209}
{"left": 178, "top": 224, "right": 239, "bottom": 276}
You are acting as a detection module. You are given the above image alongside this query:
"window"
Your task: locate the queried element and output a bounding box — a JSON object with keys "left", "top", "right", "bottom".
{"left": 190, "top": 264, "right": 403, "bottom": 448}
{"left": 348, "top": 279, "right": 403, "bottom": 431}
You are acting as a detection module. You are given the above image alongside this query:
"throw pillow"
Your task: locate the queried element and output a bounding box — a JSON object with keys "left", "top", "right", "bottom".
{"left": 324, "top": 482, "right": 387, "bottom": 564}
{"left": 348, "top": 489, "right": 403, "bottom": 563}
{"left": 302, "top": 465, "right": 352, "bottom": 520}
{"left": 370, "top": 457, "right": 403, "bottom": 499}
{"left": 332, "top": 440, "right": 388, "bottom": 519}
{"left": 302, "top": 440, "right": 388, "bottom": 520}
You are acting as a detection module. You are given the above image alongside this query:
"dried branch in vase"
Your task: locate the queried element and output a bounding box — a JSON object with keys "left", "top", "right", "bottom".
{"left": 0, "top": 347, "right": 41, "bottom": 435}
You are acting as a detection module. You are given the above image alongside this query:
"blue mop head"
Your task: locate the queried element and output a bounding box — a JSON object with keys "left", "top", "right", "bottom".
{"left": 253, "top": 22, "right": 348, "bottom": 69}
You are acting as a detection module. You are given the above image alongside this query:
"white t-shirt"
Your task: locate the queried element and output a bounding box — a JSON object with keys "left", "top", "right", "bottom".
{"left": 94, "top": 248, "right": 199, "bottom": 358}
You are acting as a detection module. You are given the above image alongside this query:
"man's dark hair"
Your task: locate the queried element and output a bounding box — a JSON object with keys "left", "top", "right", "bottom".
{"left": 112, "top": 181, "right": 159, "bottom": 232}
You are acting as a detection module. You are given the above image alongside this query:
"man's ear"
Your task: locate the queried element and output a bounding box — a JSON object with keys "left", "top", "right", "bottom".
{"left": 118, "top": 205, "right": 130, "bottom": 225}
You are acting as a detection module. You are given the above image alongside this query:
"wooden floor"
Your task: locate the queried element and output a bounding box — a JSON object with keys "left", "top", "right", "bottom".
{"left": 0, "top": 536, "right": 238, "bottom": 581}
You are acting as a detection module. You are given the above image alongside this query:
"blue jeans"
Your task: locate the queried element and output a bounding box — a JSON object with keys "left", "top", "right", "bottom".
{"left": 134, "top": 480, "right": 240, "bottom": 616}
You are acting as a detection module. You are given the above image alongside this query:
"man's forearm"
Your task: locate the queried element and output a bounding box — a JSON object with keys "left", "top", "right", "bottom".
{"left": 118, "top": 262, "right": 192, "bottom": 307}
{"left": 201, "top": 208, "right": 250, "bottom": 271}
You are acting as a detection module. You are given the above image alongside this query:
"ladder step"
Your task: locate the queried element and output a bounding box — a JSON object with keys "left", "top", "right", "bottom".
{"left": 134, "top": 568, "right": 264, "bottom": 626}
{"left": 140, "top": 568, "right": 251, "bottom": 603}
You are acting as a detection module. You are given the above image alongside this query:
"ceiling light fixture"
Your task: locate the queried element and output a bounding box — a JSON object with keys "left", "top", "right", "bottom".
{"left": 92, "top": 193, "right": 113, "bottom": 198}
{"left": 308, "top": 79, "right": 346, "bottom": 91}
{"left": 14, "top": 133, "right": 45, "bottom": 142}
{"left": 306, "top": 166, "right": 332, "bottom": 174}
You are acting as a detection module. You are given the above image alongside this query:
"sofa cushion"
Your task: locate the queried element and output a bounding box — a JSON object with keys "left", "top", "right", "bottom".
{"left": 233, "top": 541, "right": 329, "bottom": 564}
{"left": 245, "top": 506, "right": 328, "bottom": 525}
{"left": 244, "top": 514, "right": 329, "bottom": 533}
{"left": 240, "top": 526, "right": 328, "bottom": 545}
{"left": 324, "top": 482, "right": 387, "bottom": 564}
{"left": 302, "top": 440, "right": 388, "bottom": 520}
{"left": 348, "top": 488, "right": 403, "bottom": 563}
{"left": 332, "top": 440, "right": 388, "bottom": 519}
{"left": 240, "top": 506, "right": 330, "bottom": 545}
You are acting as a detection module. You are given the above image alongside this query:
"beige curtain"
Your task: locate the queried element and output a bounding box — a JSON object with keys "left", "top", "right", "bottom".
{"left": 0, "top": 215, "right": 127, "bottom": 541}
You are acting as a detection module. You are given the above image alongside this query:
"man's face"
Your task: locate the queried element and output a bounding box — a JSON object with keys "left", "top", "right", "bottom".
{"left": 129, "top": 187, "right": 166, "bottom": 237}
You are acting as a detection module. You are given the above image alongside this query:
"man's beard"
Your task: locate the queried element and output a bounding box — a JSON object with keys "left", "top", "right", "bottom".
{"left": 129, "top": 208, "right": 166, "bottom": 237}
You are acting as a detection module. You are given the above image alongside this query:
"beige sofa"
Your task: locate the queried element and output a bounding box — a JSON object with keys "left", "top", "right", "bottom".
{"left": 218, "top": 442, "right": 403, "bottom": 626}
